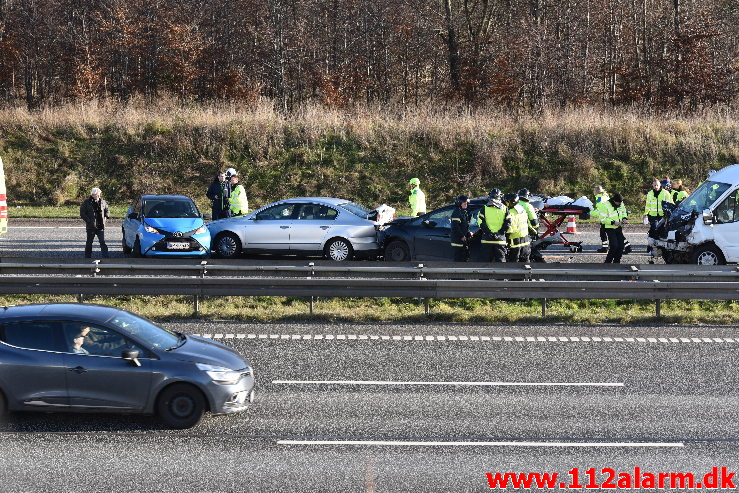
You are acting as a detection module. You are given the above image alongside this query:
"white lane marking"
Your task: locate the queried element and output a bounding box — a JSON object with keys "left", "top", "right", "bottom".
{"left": 272, "top": 380, "right": 624, "bottom": 387}
{"left": 277, "top": 440, "right": 683, "bottom": 448}
{"left": 193, "top": 333, "right": 739, "bottom": 344}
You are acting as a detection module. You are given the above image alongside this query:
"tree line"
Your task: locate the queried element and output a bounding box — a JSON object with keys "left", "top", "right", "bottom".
{"left": 0, "top": 0, "right": 735, "bottom": 110}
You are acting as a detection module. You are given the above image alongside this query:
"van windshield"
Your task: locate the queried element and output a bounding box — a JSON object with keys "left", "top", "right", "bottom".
{"left": 674, "top": 181, "right": 731, "bottom": 215}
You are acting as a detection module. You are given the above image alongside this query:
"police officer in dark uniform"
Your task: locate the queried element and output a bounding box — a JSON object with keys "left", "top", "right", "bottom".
{"left": 450, "top": 194, "right": 472, "bottom": 262}
{"left": 477, "top": 188, "right": 510, "bottom": 262}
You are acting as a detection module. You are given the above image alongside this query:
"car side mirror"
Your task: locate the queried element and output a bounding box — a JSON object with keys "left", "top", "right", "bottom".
{"left": 703, "top": 209, "right": 714, "bottom": 225}
{"left": 422, "top": 220, "right": 437, "bottom": 228}
{"left": 127, "top": 212, "right": 139, "bottom": 220}
{"left": 122, "top": 348, "right": 141, "bottom": 367}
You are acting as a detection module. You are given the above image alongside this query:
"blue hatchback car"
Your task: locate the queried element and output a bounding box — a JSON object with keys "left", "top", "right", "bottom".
{"left": 122, "top": 195, "right": 211, "bottom": 257}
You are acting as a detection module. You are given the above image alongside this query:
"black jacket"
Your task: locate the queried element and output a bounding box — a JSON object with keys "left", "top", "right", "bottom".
{"left": 450, "top": 206, "right": 471, "bottom": 243}
{"left": 80, "top": 196, "right": 109, "bottom": 231}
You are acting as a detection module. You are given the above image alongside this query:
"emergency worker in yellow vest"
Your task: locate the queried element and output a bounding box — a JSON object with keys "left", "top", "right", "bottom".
{"left": 643, "top": 178, "right": 673, "bottom": 253}
{"left": 228, "top": 172, "right": 249, "bottom": 216}
{"left": 517, "top": 188, "right": 539, "bottom": 238}
{"left": 450, "top": 194, "right": 472, "bottom": 262}
{"left": 593, "top": 185, "right": 610, "bottom": 253}
{"left": 601, "top": 192, "right": 628, "bottom": 264}
{"left": 477, "top": 188, "right": 509, "bottom": 262}
{"left": 671, "top": 179, "right": 689, "bottom": 203}
{"left": 408, "top": 177, "right": 427, "bottom": 217}
{"left": 504, "top": 192, "right": 531, "bottom": 262}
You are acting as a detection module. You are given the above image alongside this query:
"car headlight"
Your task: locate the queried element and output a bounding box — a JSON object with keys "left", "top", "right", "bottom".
{"left": 196, "top": 363, "right": 245, "bottom": 385}
{"left": 194, "top": 225, "right": 207, "bottom": 234}
{"left": 144, "top": 224, "right": 161, "bottom": 234}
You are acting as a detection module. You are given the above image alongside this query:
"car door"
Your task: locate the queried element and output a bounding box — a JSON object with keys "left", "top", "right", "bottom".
{"left": 60, "top": 321, "right": 152, "bottom": 410}
{"left": 710, "top": 189, "right": 739, "bottom": 262}
{"left": 123, "top": 197, "right": 143, "bottom": 248}
{"left": 413, "top": 206, "right": 454, "bottom": 260}
{"left": 0, "top": 321, "right": 69, "bottom": 408}
{"left": 289, "top": 203, "right": 339, "bottom": 252}
{"left": 243, "top": 202, "right": 297, "bottom": 252}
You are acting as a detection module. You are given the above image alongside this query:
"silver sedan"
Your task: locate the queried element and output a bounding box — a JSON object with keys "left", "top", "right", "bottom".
{"left": 208, "top": 197, "right": 381, "bottom": 261}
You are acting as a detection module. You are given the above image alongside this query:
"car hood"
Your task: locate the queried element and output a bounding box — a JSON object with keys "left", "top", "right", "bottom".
{"left": 169, "top": 335, "right": 249, "bottom": 369}
{"left": 386, "top": 216, "right": 415, "bottom": 226}
{"left": 144, "top": 217, "right": 203, "bottom": 232}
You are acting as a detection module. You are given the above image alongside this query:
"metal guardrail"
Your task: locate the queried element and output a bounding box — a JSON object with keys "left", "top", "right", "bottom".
{"left": 0, "top": 258, "right": 738, "bottom": 316}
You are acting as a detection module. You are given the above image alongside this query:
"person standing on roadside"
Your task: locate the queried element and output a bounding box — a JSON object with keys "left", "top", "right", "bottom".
{"left": 477, "top": 188, "right": 509, "bottom": 262}
{"left": 207, "top": 171, "right": 228, "bottom": 220}
{"left": 408, "top": 178, "right": 427, "bottom": 217}
{"left": 228, "top": 172, "right": 249, "bottom": 216}
{"left": 504, "top": 192, "right": 531, "bottom": 262}
{"left": 601, "top": 192, "right": 628, "bottom": 263}
{"left": 80, "top": 187, "right": 109, "bottom": 258}
{"left": 671, "top": 179, "right": 689, "bottom": 204}
{"left": 450, "top": 194, "right": 472, "bottom": 262}
{"left": 643, "top": 178, "right": 673, "bottom": 253}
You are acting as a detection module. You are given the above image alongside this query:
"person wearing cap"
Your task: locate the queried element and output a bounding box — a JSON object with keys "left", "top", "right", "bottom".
{"left": 228, "top": 172, "right": 249, "bottom": 216}
{"left": 643, "top": 178, "right": 673, "bottom": 253}
{"left": 206, "top": 170, "right": 228, "bottom": 220}
{"left": 450, "top": 194, "right": 472, "bottom": 262}
{"left": 80, "top": 187, "right": 110, "bottom": 259}
{"left": 477, "top": 188, "right": 509, "bottom": 262}
{"left": 408, "top": 178, "right": 426, "bottom": 217}
{"left": 503, "top": 192, "right": 530, "bottom": 262}
{"left": 601, "top": 192, "right": 628, "bottom": 263}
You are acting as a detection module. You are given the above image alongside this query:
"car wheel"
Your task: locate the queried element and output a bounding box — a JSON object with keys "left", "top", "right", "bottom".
{"left": 690, "top": 244, "right": 725, "bottom": 265}
{"left": 122, "top": 228, "right": 132, "bottom": 254}
{"left": 132, "top": 237, "right": 143, "bottom": 258}
{"left": 157, "top": 383, "right": 206, "bottom": 429}
{"left": 214, "top": 232, "right": 242, "bottom": 259}
{"left": 325, "top": 238, "right": 353, "bottom": 261}
{"left": 385, "top": 240, "right": 410, "bottom": 262}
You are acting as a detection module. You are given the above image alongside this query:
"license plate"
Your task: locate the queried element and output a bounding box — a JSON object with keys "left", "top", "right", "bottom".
{"left": 166, "top": 242, "right": 189, "bottom": 250}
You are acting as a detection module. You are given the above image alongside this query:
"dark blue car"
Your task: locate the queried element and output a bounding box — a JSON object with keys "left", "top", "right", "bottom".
{"left": 379, "top": 198, "right": 488, "bottom": 261}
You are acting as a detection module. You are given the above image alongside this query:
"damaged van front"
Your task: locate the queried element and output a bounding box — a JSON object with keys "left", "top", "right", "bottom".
{"left": 654, "top": 165, "right": 738, "bottom": 265}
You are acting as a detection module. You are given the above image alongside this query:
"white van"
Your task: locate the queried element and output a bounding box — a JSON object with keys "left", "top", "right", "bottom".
{"left": 654, "top": 164, "right": 739, "bottom": 265}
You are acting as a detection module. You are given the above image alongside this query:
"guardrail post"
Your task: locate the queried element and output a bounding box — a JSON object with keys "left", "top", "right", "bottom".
{"left": 655, "top": 299, "right": 661, "bottom": 317}
{"left": 193, "top": 260, "right": 207, "bottom": 316}
{"left": 417, "top": 263, "right": 425, "bottom": 306}
{"left": 424, "top": 298, "right": 430, "bottom": 315}
{"left": 308, "top": 262, "right": 315, "bottom": 315}
{"left": 541, "top": 298, "right": 547, "bottom": 317}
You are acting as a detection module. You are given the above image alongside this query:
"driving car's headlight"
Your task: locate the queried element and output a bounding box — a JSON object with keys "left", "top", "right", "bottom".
{"left": 144, "top": 224, "right": 161, "bottom": 234}
{"left": 194, "top": 225, "right": 207, "bottom": 234}
{"left": 196, "top": 363, "right": 244, "bottom": 385}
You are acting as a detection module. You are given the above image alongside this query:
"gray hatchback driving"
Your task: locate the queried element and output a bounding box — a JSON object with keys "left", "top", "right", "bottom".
{"left": 0, "top": 303, "right": 255, "bottom": 429}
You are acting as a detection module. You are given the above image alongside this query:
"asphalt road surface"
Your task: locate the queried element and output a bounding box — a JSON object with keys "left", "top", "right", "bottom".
{"left": 0, "top": 219, "right": 662, "bottom": 264}
{"left": 1, "top": 321, "right": 738, "bottom": 492}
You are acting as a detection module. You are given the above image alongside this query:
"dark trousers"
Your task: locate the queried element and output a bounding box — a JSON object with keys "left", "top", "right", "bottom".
{"left": 605, "top": 228, "right": 624, "bottom": 263}
{"left": 452, "top": 244, "right": 468, "bottom": 262}
{"left": 483, "top": 243, "right": 506, "bottom": 262}
{"left": 85, "top": 229, "right": 109, "bottom": 258}
{"left": 506, "top": 244, "right": 531, "bottom": 262}
{"left": 599, "top": 224, "right": 608, "bottom": 245}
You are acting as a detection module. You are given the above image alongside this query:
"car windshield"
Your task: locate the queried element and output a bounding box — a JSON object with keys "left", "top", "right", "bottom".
{"left": 338, "top": 201, "right": 372, "bottom": 219}
{"left": 674, "top": 180, "right": 731, "bottom": 215}
{"left": 143, "top": 198, "right": 200, "bottom": 218}
{"left": 107, "top": 311, "right": 181, "bottom": 349}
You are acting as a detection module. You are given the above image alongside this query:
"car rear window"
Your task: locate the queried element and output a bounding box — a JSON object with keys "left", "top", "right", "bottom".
{"left": 338, "top": 202, "right": 372, "bottom": 219}
{"left": 1, "top": 321, "right": 60, "bottom": 351}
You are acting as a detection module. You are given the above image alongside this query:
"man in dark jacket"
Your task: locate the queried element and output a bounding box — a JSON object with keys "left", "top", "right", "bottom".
{"left": 450, "top": 194, "right": 472, "bottom": 262}
{"left": 80, "top": 187, "right": 109, "bottom": 258}
{"left": 206, "top": 171, "right": 228, "bottom": 219}
{"left": 477, "top": 188, "right": 510, "bottom": 262}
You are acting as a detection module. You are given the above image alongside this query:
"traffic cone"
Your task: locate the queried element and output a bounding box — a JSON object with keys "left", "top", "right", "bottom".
{"left": 566, "top": 215, "right": 577, "bottom": 233}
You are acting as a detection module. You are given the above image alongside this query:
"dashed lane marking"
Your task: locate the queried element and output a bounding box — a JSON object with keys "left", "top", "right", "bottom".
{"left": 192, "top": 333, "right": 738, "bottom": 344}
{"left": 272, "top": 380, "right": 624, "bottom": 387}
{"left": 277, "top": 439, "right": 683, "bottom": 448}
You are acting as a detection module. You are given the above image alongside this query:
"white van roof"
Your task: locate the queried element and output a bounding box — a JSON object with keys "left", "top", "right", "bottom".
{"left": 711, "top": 164, "right": 739, "bottom": 184}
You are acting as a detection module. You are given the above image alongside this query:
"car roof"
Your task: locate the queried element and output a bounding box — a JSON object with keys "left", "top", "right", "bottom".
{"left": 0, "top": 303, "right": 121, "bottom": 323}
{"left": 276, "top": 197, "right": 351, "bottom": 206}
{"left": 141, "top": 195, "right": 194, "bottom": 201}
{"left": 710, "top": 164, "right": 739, "bottom": 184}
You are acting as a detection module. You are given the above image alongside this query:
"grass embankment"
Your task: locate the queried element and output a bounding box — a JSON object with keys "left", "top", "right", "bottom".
{"left": 1, "top": 102, "right": 738, "bottom": 217}
{"left": 1, "top": 294, "right": 738, "bottom": 325}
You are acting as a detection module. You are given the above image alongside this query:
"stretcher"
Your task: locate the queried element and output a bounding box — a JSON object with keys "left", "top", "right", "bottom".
{"left": 533, "top": 204, "right": 591, "bottom": 254}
